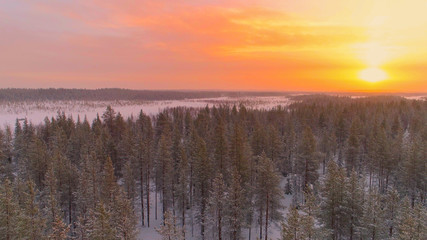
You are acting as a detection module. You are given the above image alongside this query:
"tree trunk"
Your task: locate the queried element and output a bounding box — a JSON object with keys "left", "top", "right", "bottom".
{"left": 218, "top": 208, "right": 222, "bottom": 240}
{"left": 162, "top": 160, "right": 166, "bottom": 219}
{"left": 201, "top": 185, "right": 205, "bottom": 240}
{"left": 155, "top": 176, "right": 158, "bottom": 221}
{"left": 140, "top": 164, "right": 144, "bottom": 226}
{"left": 68, "top": 179, "right": 73, "bottom": 232}
{"left": 146, "top": 167, "right": 150, "bottom": 227}
{"left": 182, "top": 191, "right": 185, "bottom": 238}
{"left": 265, "top": 193, "right": 269, "bottom": 240}
{"left": 259, "top": 206, "right": 263, "bottom": 240}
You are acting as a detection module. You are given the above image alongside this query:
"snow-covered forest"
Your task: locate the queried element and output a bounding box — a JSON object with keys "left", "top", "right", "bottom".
{"left": 0, "top": 95, "right": 426, "bottom": 240}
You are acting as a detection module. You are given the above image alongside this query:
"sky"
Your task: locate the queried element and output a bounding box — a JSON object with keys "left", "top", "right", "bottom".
{"left": 0, "top": 0, "right": 426, "bottom": 92}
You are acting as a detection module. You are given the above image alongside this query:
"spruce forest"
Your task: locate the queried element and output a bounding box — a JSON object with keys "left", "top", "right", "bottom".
{"left": 0, "top": 95, "right": 426, "bottom": 240}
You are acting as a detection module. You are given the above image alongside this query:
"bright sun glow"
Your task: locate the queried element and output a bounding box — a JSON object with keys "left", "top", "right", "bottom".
{"left": 358, "top": 67, "right": 388, "bottom": 83}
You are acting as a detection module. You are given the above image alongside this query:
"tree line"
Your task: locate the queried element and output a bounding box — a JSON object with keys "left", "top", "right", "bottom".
{"left": 0, "top": 88, "right": 290, "bottom": 102}
{"left": 0, "top": 95, "right": 426, "bottom": 240}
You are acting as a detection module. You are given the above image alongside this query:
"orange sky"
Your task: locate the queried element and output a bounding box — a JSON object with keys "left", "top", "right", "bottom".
{"left": 0, "top": 0, "right": 426, "bottom": 92}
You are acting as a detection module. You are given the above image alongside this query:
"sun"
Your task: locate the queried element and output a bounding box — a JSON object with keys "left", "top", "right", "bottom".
{"left": 358, "top": 67, "right": 388, "bottom": 83}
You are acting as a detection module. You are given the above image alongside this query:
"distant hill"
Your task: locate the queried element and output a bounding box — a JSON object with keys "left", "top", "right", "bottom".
{"left": 0, "top": 88, "right": 424, "bottom": 102}
{"left": 0, "top": 88, "right": 290, "bottom": 102}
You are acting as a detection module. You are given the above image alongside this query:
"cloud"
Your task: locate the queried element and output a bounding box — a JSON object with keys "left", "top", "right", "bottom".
{"left": 0, "top": 0, "right": 425, "bottom": 91}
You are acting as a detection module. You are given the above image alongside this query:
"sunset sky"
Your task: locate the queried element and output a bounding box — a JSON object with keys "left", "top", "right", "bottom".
{"left": 1, "top": 0, "right": 426, "bottom": 92}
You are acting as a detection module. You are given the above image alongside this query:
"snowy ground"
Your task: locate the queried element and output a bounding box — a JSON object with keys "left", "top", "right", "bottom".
{"left": 0, "top": 96, "right": 292, "bottom": 128}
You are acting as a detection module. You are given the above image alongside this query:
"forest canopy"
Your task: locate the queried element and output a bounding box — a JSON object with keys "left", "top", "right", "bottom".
{"left": 0, "top": 95, "right": 426, "bottom": 240}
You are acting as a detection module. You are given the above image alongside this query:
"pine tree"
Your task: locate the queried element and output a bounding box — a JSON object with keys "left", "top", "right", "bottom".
{"left": 283, "top": 123, "right": 297, "bottom": 174}
{"left": 402, "top": 136, "right": 426, "bottom": 206}
{"left": 344, "top": 171, "right": 364, "bottom": 240}
{"left": 214, "top": 117, "right": 228, "bottom": 172}
{"left": 345, "top": 121, "right": 360, "bottom": 174}
{"left": 48, "top": 216, "right": 70, "bottom": 240}
{"left": 176, "top": 145, "right": 188, "bottom": 232}
{"left": 226, "top": 168, "right": 245, "bottom": 240}
{"left": 208, "top": 173, "right": 227, "bottom": 240}
{"left": 123, "top": 160, "right": 136, "bottom": 201}
{"left": 194, "top": 137, "right": 211, "bottom": 240}
{"left": 18, "top": 180, "right": 46, "bottom": 240}
{"left": 156, "top": 210, "right": 185, "bottom": 240}
{"left": 156, "top": 131, "right": 174, "bottom": 219}
{"left": 396, "top": 198, "right": 427, "bottom": 240}
{"left": 229, "top": 124, "right": 251, "bottom": 183}
{"left": 266, "top": 124, "right": 283, "bottom": 169}
{"left": 281, "top": 207, "right": 301, "bottom": 240}
{"left": 254, "top": 153, "right": 283, "bottom": 240}
{"left": 360, "top": 189, "right": 385, "bottom": 240}
{"left": 111, "top": 189, "right": 137, "bottom": 240}
{"left": 102, "top": 157, "right": 118, "bottom": 205}
{"left": 136, "top": 110, "right": 154, "bottom": 227}
{"left": 0, "top": 128, "right": 13, "bottom": 181}
{"left": 383, "top": 188, "right": 400, "bottom": 238}
{"left": 319, "top": 160, "right": 346, "bottom": 240}
{"left": 0, "top": 179, "right": 20, "bottom": 240}
{"left": 296, "top": 126, "right": 318, "bottom": 192}
{"left": 76, "top": 152, "right": 101, "bottom": 220}
{"left": 300, "top": 187, "right": 319, "bottom": 240}
{"left": 44, "top": 164, "right": 69, "bottom": 238}
{"left": 88, "top": 202, "right": 116, "bottom": 240}
{"left": 372, "top": 125, "right": 391, "bottom": 192}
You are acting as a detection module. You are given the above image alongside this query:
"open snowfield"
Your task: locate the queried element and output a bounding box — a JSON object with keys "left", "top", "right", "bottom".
{"left": 1, "top": 94, "right": 424, "bottom": 128}
{"left": 0, "top": 96, "right": 292, "bottom": 128}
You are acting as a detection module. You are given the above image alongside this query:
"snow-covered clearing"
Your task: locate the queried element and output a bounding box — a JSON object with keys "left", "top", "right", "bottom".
{"left": 0, "top": 96, "right": 292, "bottom": 128}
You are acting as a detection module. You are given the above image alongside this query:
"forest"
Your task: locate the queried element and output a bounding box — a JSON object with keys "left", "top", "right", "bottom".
{"left": 0, "top": 95, "right": 426, "bottom": 240}
{"left": 0, "top": 89, "right": 291, "bottom": 102}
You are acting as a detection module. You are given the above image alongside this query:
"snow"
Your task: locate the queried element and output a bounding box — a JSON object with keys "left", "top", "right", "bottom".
{"left": 0, "top": 96, "right": 292, "bottom": 128}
